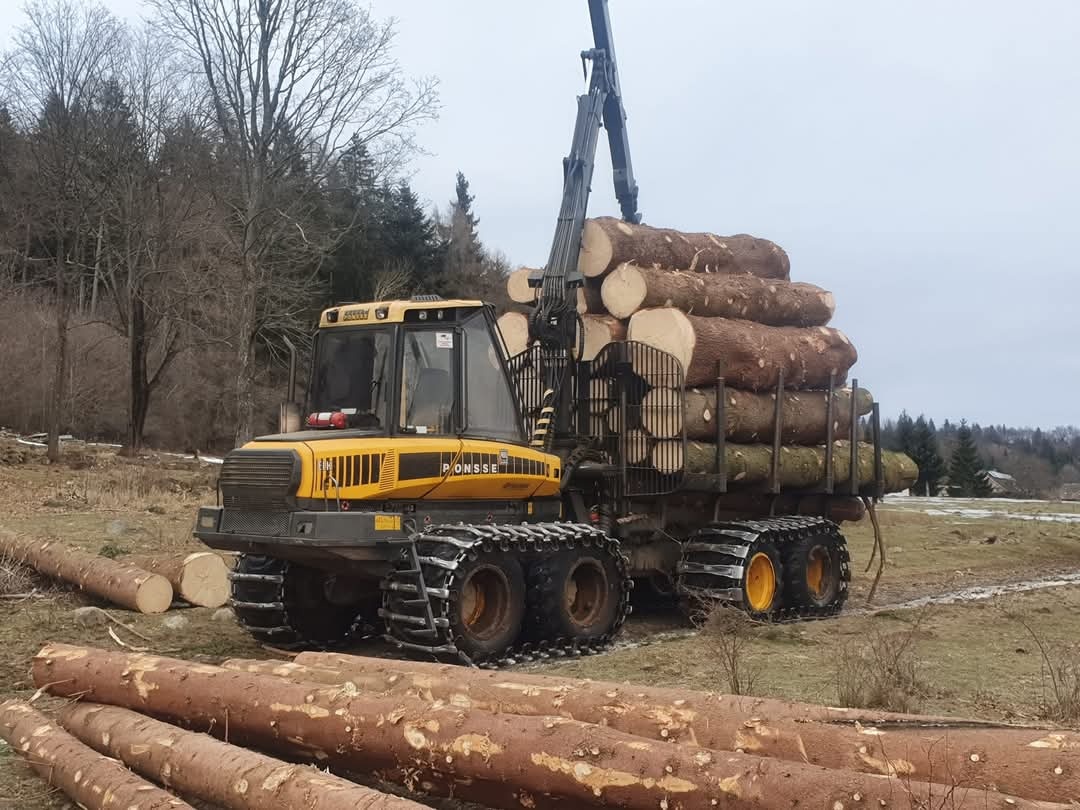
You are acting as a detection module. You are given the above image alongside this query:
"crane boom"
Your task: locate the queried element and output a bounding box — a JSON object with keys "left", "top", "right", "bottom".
{"left": 528, "top": 0, "right": 638, "bottom": 424}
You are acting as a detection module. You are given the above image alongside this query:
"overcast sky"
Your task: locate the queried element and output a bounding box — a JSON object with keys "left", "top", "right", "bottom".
{"left": 3, "top": 1, "right": 1078, "bottom": 428}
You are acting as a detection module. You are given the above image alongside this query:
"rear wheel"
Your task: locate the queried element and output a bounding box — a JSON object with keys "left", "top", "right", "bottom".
{"left": 782, "top": 527, "right": 850, "bottom": 616}
{"left": 677, "top": 526, "right": 784, "bottom": 621}
{"left": 528, "top": 546, "right": 623, "bottom": 643}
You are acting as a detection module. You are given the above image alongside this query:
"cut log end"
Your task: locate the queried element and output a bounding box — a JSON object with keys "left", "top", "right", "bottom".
{"left": 496, "top": 311, "right": 531, "bottom": 357}
{"left": 626, "top": 308, "right": 695, "bottom": 371}
{"left": 600, "top": 263, "right": 649, "bottom": 318}
{"left": 135, "top": 574, "right": 174, "bottom": 614}
{"left": 578, "top": 219, "right": 615, "bottom": 278}
{"left": 177, "top": 553, "right": 230, "bottom": 608}
{"left": 506, "top": 267, "right": 538, "bottom": 305}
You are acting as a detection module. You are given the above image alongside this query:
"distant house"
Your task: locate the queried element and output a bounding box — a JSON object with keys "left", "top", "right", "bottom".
{"left": 985, "top": 469, "right": 1021, "bottom": 497}
{"left": 1059, "top": 483, "right": 1080, "bottom": 502}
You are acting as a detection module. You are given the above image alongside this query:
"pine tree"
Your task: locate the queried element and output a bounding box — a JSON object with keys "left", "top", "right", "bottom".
{"left": 441, "top": 171, "right": 487, "bottom": 297}
{"left": 909, "top": 416, "right": 946, "bottom": 496}
{"left": 949, "top": 420, "right": 993, "bottom": 497}
{"left": 893, "top": 411, "right": 915, "bottom": 454}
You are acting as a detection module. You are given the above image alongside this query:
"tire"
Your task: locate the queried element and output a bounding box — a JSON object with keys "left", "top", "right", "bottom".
{"left": 740, "top": 539, "right": 784, "bottom": 619}
{"left": 230, "top": 555, "right": 368, "bottom": 648}
{"left": 782, "top": 527, "right": 850, "bottom": 617}
{"left": 447, "top": 549, "right": 527, "bottom": 660}
{"left": 528, "top": 546, "right": 624, "bottom": 643}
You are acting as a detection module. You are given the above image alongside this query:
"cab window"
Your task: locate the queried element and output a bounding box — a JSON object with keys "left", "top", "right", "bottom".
{"left": 399, "top": 328, "right": 456, "bottom": 434}
{"left": 463, "top": 312, "right": 523, "bottom": 442}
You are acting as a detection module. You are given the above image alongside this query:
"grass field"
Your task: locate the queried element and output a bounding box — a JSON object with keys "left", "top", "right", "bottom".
{"left": 1, "top": 444, "right": 1078, "bottom": 807}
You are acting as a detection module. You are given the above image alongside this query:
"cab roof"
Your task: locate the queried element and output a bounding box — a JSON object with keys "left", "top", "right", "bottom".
{"left": 319, "top": 298, "right": 486, "bottom": 328}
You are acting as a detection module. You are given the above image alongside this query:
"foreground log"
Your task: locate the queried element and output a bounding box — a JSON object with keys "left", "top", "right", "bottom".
{"left": 59, "top": 702, "right": 423, "bottom": 810}
{"left": 125, "top": 552, "right": 229, "bottom": 608}
{"left": 228, "top": 658, "right": 1080, "bottom": 805}
{"left": 602, "top": 263, "right": 834, "bottom": 325}
{"left": 628, "top": 309, "right": 857, "bottom": 388}
{"left": 651, "top": 440, "right": 917, "bottom": 492}
{"left": 578, "top": 217, "right": 790, "bottom": 280}
{"left": 34, "top": 645, "right": 1057, "bottom": 810}
{"left": 0, "top": 700, "right": 191, "bottom": 810}
{"left": 643, "top": 386, "right": 874, "bottom": 442}
{"left": 0, "top": 531, "right": 172, "bottom": 613}
{"left": 295, "top": 653, "right": 1023, "bottom": 729}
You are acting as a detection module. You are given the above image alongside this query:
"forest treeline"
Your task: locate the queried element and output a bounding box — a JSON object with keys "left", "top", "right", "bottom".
{"left": 0, "top": 0, "right": 509, "bottom": 455}
{"left": 881, "top": 415, "right": 1080, "bottom": 499}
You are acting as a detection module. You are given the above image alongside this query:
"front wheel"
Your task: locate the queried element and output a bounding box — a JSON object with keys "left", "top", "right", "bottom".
{"left": 447, "top": 549, "right": 527, "bottom": 660}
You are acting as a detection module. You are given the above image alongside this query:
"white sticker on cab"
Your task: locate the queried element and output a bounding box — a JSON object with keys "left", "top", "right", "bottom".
{"left": 435, "top": 332, "right": 453, "bottom": 349}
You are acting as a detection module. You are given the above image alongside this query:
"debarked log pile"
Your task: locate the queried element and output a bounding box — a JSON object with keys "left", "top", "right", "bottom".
{"left": 20, "top": 645, "right": 1080, "bottom": 810}
{"left": 500, "top": 217, "right": 916, "bottom": 494}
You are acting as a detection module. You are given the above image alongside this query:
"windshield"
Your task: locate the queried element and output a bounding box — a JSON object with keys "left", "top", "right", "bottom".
{"left": 309, "top": 328, "right": 392, "bottom": 430}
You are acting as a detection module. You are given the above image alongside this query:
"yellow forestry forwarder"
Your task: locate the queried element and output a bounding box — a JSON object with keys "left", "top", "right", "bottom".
{"left": 194, "top": 1, "right": 884, "bottom": 665}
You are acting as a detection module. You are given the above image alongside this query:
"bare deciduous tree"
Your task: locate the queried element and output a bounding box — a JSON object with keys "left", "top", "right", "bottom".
{"left": 2, "top": 0, "right": 125, "bottom": 460}
{"left": 149, "top": 0, "right": 438, "bottom": 444}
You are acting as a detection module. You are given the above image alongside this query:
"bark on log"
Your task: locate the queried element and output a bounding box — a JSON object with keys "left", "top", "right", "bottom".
{"left": 651, "top": 440, "right": 917, "bottom": 493}
{"left": 578, "top": 217, "right": 790, "bottom": 280}
{"left": 602, "top": 263, "right": 834, "bottom": 325}
{"left": 643, "top": 386, "right": 874, "bottom": 443}
{"left": 628, "top": 309, "right": 857, "bottom": 389}
{"left": 125, "top": 552, "right": 229, "bottom": 608}
{"left": 0, "top": 531, "right": 172, "bottom": 613}
{"left": 581, "top": 314, "right": 627, "bottom": 361}
{"left": 33, "top": 644, "right": 1056, "bottom": 810}
{"left": 0, "top": 700, "right": 192, "bottom": 810}
{"left": 227, "top": 658, "right": 1080, "bottom": 805}
{"left": 508, "top": 268, "right": 605, "bottom": 313}
{"left": 59, "top": 702, "right": 423, "bottom": 810}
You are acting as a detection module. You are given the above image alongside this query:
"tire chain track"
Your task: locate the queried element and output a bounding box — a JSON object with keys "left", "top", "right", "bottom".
{"left": 381, "top": 522, "right": 633, "bottom": 667}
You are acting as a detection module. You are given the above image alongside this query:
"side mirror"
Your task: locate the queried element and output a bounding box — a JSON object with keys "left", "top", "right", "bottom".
{"left": 279, "top": 402, "right": 302, "bottom": 434}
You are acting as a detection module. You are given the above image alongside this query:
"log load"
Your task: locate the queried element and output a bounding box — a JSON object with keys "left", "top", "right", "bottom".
{"left": 33, "top": 644, "right": 1056, "bottom": 810}
{"left": 643, "top": 386, "right": 874, "bottom": 443}
{"left": 650, "top": 440, "right": 917, "bottom": 492}
{"left": 578, "top": 217, "right": 790, "bottom": 280}
{"left": 226, "top": 657, "right": 1080, "bottom": 805}
{"left": 125, "top": 552, "right": 229, "bottom": 608}
{"left": 602, "top": 263, "right": 835, "bottom": 325}
{"left": 59, "top": 702, "right": 424, "bottom": 810}
{"left": 628, "top": 308, "right": 857, "bottom": 388}
{"left": 507, "top": 267, "right": 604, "bottom": 313}
{"left": 0, "top": 700, "right": 192, "bottom": 810}
{"left": 0, "top": 531, "right": 172, "bottom": 613}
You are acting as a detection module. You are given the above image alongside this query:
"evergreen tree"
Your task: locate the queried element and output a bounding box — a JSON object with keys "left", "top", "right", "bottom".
{"left": 893, "top": 411, "right": 915, "bottom": 454}
{"left": 440, "top": 170, "right": 487, "bottom": 297}
{"left": 909, "top": 416, "right": 946, "bottom": 496}
{"left": 948, "top": 420, "right": 993, "bottom": 497}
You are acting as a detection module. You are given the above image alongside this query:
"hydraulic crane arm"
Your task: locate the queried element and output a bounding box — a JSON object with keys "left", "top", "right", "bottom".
{"left": 525, "top": 0, "right": 639, "bottom": 443}
{"left": 529, "top": 0, "right": 638, "bottom": 333}
{"left": 588, "top": 0, "right": 640, "bottom": 225}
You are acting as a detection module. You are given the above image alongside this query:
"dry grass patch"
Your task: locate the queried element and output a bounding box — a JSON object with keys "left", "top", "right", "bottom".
{"left": 833, "top": 607, "right": 931, "bottom": 713}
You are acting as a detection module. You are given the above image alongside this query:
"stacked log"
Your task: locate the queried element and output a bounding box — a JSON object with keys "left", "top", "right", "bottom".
{"left": 500, "top": 217, "right": 915, "bottom": 496}
{"left": 26, "top": 644, "right": 1080, "bottom": 809}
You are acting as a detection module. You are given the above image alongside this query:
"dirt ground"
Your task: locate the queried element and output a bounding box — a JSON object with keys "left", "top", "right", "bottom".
{"left": 1, "top": 442, "right": 1078, "bottom": 807}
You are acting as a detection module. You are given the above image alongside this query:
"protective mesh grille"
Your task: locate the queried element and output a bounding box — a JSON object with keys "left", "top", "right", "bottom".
{"left": 219, "top": 510, "right": 291, "bottom": 537}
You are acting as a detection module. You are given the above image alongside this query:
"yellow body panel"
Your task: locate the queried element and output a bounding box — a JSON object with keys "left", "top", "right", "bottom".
{"left": 243, "top": 436, "right": 560, "bottom": 503}
{"left": 319, "top": 299, "right": 484, "bottom": 328}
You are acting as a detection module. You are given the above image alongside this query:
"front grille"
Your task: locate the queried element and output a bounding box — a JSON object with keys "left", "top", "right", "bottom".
{"left": 219, "top": 449, "right": 299, "bottom": 510}
{"left": 219, "top": 510, "right": 291, "bottom": 537}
